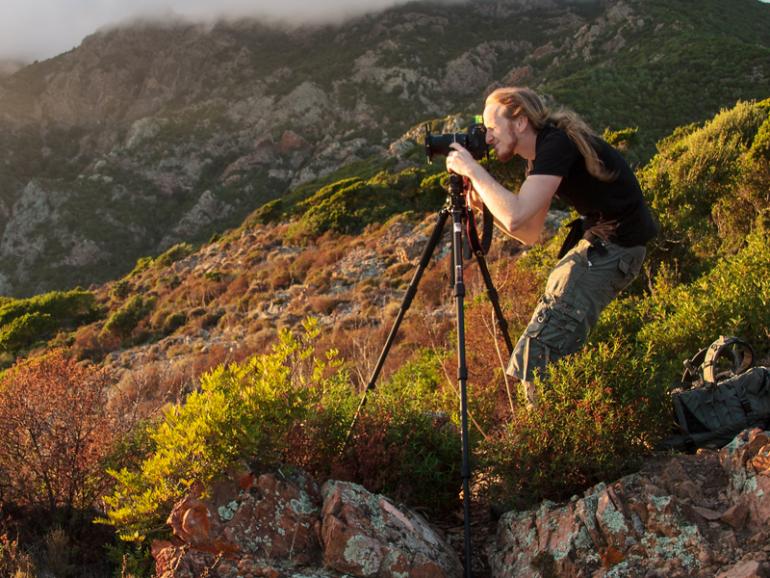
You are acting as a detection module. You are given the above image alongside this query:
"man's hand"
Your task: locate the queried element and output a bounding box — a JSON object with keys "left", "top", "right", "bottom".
{"left": 446, "top": 143, "right": 481, "bottom": 180}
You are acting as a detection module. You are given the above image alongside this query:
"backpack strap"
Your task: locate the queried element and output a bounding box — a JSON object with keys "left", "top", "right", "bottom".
{"left": 701, "top": 335, "right": 755, "bottom": 387}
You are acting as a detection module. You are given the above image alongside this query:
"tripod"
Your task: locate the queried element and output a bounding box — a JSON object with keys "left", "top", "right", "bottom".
{"left": 343, "top": 173, "right": 514, "bottom": 577}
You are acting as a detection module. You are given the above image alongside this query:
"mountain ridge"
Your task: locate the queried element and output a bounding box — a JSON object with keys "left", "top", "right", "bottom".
{"left": 0, "top": 0, "right": 768, "bottom": 296}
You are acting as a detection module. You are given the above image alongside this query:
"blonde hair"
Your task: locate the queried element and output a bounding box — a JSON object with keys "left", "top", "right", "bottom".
{"left": 486, "top": 87, "right": 617, "bottom": 182}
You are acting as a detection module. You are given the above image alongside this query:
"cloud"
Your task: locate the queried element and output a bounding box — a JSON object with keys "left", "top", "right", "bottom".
{"left": 0, "top": 0, "right": 443, "bottom": 62}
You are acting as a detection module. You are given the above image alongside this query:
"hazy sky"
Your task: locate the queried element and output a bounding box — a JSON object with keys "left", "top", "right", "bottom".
{"left": 0, "top": 0, "right": 440, "bottom": 62}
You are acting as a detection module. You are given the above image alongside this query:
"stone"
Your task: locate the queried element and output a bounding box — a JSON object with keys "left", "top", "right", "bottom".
{"left": 751, "top": 443, "right": 770, "bottom": 474}
{"left": 721, "top": 502, "right": 750, "bottom": 530}
{"left": 716, "top": 559, "right": 770, "bottom": 578}
{"left": 154, "top": 469, "right": 324, "bottom": 576}
{"left": 153, "top": 469, "right": 464, "bottom": 577}
{"left": 320, "top": 480, "right": 464, "bottom": 578}
{"left": 691, "top": 505, "right": 722, "bottom": 521}
{"left": 489, "top": 467, "right": 712, "bottom": 577}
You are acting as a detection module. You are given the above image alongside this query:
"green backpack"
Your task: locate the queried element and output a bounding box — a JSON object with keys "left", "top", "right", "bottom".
{"left": 663, "top": 336, "right": 770, "bottom": 451}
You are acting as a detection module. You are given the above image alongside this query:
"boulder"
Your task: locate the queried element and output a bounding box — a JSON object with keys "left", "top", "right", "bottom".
{"left": 488, "top": 429, "right": 770, "bottom": 577}
{"left": 152, "top": 469, "right": 463, "bottom": 577}
{"left": 321, "top": 480, "right": 463, "bottom": 577}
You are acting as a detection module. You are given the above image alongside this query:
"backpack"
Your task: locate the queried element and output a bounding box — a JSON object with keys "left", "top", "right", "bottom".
{"left": 662, "top": 336, "right": 770, "bottom": 452}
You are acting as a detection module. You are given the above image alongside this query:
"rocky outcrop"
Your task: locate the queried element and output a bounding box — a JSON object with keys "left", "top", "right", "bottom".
{"left": 488, "top": 428, "right": 770, "bottom": 577}
{"left": 152, "top": 469, "right": 463, "bottom": 578}
{"left": 144, "top": 425, "right": 770, "bottom": 578}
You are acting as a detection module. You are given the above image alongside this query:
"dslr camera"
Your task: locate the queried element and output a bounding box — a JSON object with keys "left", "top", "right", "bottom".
{"left": 425, "top": 123, "right": 488, "bottom": 162}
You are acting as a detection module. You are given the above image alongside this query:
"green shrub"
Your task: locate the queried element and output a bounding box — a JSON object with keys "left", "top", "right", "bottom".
{"left": 110, "top": 279, "right": 131, "bottom": 300}
{"left": 154, "top": 243, "right": 195, "bottom": 268}
{"left": 640, "top": 100, "right": 769, "bottom": 275}
{"left": 479, "top": 101, "right": 770, "bottom": 507}
{"left": 290, "top": 166, "right": 444, "bottom": 239}
{"left": 342, "top": 348, "right": 463, "bottom": 511}
{"left": 104, "top": 295, "right": 156, "bottom": 339}
{"left": 103, "top": 319, "right": 355, "bottom": 542}
{"left": 481, "top": 225, "right": 770, "bottom": 508}
{"left": 480, "top": 339, "right": 660, "bottom": 508}
{"left": 160, "top": 311, "right": 187, "bottom": 335}
{"left": 0, "top": 290, "right": 100, "bottom": 355}
{"left": 0, "top": 312, "right": 57, "bottom": 352}
{"left": 639, "top": 228, "right": 770, "bottom": 381}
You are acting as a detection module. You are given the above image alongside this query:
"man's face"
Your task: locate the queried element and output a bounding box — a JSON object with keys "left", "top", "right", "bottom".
{"left": 483, "top": 102, "right": 518, "bottom": 162}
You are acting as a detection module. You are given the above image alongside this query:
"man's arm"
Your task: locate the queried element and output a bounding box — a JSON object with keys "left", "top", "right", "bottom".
{"left": 447, "top": 145, "right": 561, "bottom": 245}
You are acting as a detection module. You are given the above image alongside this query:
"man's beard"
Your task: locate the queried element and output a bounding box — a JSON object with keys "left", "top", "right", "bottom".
{"left": 495, "top": 136, "right": 518, "bottom": 163}
{"left": 495, "top": 131, "right": 518, "bottom": 162}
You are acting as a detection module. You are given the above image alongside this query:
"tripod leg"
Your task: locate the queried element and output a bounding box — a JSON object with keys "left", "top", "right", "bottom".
{"left": 472, "top": 249, "right": 514, "bottom": 356}
{"left": 341, "top": 208, "right": 450, "bottom": 453}
{"left": 449, "top": 195, "right": 474, "bottom": 578}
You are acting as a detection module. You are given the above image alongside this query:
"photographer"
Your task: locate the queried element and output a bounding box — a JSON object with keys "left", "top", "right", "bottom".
{"left": 446, "top": 86, "right": 657, "bottom": 409}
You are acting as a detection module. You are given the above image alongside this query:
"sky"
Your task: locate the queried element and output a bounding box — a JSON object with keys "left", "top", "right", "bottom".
{"left": 0, "top": 0, "right": 439, "bottom": 62}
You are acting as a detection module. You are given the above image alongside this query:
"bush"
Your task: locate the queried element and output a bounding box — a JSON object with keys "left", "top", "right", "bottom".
{"left": 0, "top": 313, "right": 57, "bottom": 352}
{"left": 480, "top": 341, "right": 660, "bottom": 508}
{"left": 153, "top": 243, "right": 195, "bottom": 268}
{"left": 104, "top": 295, "right": 156, "bottom": 339}
{"left": 640, "top": 99, "right": 769, "bottom": 276}
{"left": 480, "top": 216, "right": 770, "bottom": 509}
{"left": 0, "top": 351, "right": 116, "bottom": 515}
{"left": 290, "top": 167, "right": 444, "bottom": 239}
{"left": 338, "top": 348, "right": 463, "bottom": 512}
{"left": 103, "top": 319, "right": 355, "bottom": 542}
{"left": 478, "top": 101, "right": 770, "bottom": 507}
{"left": 639, "top": 228, "right": 770, "bottom": 381}
{"left": 0, "top": 290, "right": 101, "bottom": 356}
{"left": 0, "top": 528, "right": 36, "bottom": 577}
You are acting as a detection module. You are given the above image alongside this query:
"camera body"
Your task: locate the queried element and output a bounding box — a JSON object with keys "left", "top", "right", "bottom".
{"left": 425, "top": 123, "right": 488, "bottom": 162}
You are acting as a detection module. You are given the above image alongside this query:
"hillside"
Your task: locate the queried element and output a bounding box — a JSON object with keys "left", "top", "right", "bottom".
{"left": 0, "top": 0, "right": 768, "bottom": 296}
{"left": 0, "top": 90, "right": 767, "bottom": 577}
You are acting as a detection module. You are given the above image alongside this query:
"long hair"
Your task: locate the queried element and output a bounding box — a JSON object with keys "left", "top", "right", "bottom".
{"left": 486, "top": 87, "right": 617, "bottom": 182}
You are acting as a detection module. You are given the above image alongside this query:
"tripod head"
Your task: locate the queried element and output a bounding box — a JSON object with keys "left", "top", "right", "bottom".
{"left": 446, "top": 173, "right": 468, "bottom": 209}
{"left": 445, "top": 172, "right": 494, "bottom": 256}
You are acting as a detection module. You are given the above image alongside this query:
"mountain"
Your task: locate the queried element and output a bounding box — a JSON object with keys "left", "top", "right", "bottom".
{"left": 0, "top": 0, "right": 768, "bottom": 297}
{"left": 0, "top": 60, "right": 25, "bottom": 78}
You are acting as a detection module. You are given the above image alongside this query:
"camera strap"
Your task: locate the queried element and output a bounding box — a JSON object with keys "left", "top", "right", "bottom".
{"left": 465, "top": 198, "right": 493, "bottom": 255}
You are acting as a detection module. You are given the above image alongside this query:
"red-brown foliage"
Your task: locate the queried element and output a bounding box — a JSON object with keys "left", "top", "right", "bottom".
{"left": 0, "top": 350, "right": 116, "bottom": 515}
{"left": 70, "top": 324, "right": 122, "bottom": 362}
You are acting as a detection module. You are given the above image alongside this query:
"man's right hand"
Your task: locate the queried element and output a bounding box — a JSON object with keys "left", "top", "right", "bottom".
{"left": 446, "top": 142, "right": 482, "bottom": 179}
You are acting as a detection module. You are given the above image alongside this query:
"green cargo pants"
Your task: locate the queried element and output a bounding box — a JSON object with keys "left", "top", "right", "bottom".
{"left": 507, "top": 238, "right": 646, "bottom": 383}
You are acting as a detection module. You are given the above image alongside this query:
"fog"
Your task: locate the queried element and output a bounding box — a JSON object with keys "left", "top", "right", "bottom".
{"left": 0, "top": 0, "right": 458, "bottom": 62}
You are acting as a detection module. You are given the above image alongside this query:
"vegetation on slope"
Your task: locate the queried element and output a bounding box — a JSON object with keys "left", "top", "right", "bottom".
{"left": 0, "top": 99, "right": 767, "bottom": 575}
{"left": 92, "top": 99, "right": 770, "bottom": 555}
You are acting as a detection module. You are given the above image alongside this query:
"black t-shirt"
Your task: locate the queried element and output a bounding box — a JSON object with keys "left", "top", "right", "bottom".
{"left": 529, "top": 124, "right": 658, "bottom": 247}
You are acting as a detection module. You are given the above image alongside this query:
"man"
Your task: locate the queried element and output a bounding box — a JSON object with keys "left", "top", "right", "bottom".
{"left": 446, "top": 86, "right": 658, "bottom": 408}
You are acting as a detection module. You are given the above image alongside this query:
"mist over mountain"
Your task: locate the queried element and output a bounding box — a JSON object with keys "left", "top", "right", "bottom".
{"left": 0, "top": 0, "right": 768, "bottom": 296}
{"left": 0, "top": 0, "right": 467, "bottom": 61}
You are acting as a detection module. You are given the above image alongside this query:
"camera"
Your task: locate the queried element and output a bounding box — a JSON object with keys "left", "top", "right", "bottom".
{"left": 425, "top": 123, "right": 488, "bottom": 162}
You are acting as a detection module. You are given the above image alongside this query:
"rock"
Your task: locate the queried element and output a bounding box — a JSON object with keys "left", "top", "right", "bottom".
{"left": 153, "top": 470, "right": 463, "bottom": 578}
{"left": 716, "top": 559, "right": 770, "bottom": 578}
{"left": 320, "top": 480, "right": 464, "bottom": 578}
{"left": 489, "top": 429, "right": 770, "bottom": 577}
{"left": 720, "top": 502, "right": 750, "bottom": 530}
{"left": 153, "top": 469, "right": 324, "bottom": 577}
{"left": 278, "top": 130, "right": 309, "bottom": 154}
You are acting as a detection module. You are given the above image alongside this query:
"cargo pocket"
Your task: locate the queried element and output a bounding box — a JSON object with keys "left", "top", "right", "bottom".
{"left": 612, "top": 249, "right": 645, "bottom": 292}
{"left": 528, "top": 297, "right": 588, "bottom": 358}
{"left": 551, "top": 299, "right": 589, "bottom": 356}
